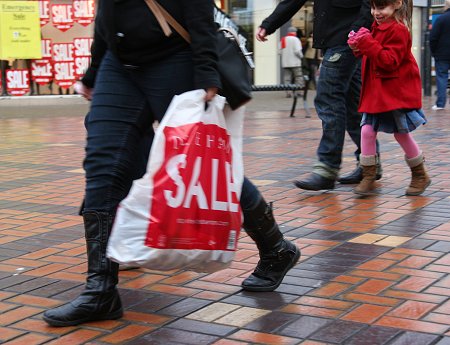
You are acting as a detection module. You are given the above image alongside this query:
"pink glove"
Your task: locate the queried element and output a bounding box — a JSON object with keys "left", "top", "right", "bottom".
{"left": 347, "top": 30, "right": 358, "bottom": 47}
{"left": 348, "top": 28, "right": 371, "bottom": 47}
{"left": 355, "top": 27, "right": 370, "bottom": 37}
{"left": 354, "top": 27, "right": 371, "bottom": 42}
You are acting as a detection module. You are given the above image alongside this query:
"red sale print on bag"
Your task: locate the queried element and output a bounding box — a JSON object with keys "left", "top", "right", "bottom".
{"left": 146, "top": 122, "right": 241, "bottom": 251}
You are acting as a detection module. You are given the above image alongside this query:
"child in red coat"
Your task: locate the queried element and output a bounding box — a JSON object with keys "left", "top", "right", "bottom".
{"left": 348, "top": 0, "right": 430, "bottom": 196}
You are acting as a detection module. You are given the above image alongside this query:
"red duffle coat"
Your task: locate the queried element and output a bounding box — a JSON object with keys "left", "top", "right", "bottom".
{"left": 355, "top": 20, "right": 422, "bottom": 113}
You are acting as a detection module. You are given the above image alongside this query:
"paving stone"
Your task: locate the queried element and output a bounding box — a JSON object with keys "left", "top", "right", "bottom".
{"left": 388, "top": 331, "right": 441, "bottom": 345}
{"left": 28, "top": 280, "right": 82, "bottom": 298}
{"left": 1, "top": 95, "right": 450, "bottom": 343}
{"left": 128, "top": 293, "right": 184, "bottom": 313}
{"left": 3, "top": 277, "right": 58, "bottom": 294}
{"left": 132, "top": 328, "right": 219, "bottom": 345}
{"left": 309, "top": 319, "right": 366, "bottom": 343}
{"left": 278, "top": 315, "right": 331, "bottom": 339}
{"left": 401, "top": 238, "right": 437, "bottom": 249}
{"left": 157, "top": 297, "right": 212, "bottom": 317}
{"left": 223, "top": 293, "right": 295, "bottom": 310}
{"left": 167, "top": 318, "right": 237, "bottom": 336}
{"left": 0, "top": 275, "right": 36, "bottom": 290}
{"left": 435, "top": 337, "right": 450, "bottom": 345}
{"left": 426, "top": 241, "right": 450, "bottom": 252}
{"left": 245, "top": 311, "right": 301, "bottom": 333}
{"left": 344, "top": 326, "right": 402, "bottom": 345}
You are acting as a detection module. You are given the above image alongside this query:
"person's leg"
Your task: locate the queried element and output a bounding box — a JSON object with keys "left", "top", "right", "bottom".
{"left": 294, "top": 45, "right": 356, "bottom": 190}
{"left": 434, "top": 59, "right": 449, "bottom": 108}
{"left": 394, "top": 133, "right": 430, "bottom": 196}
{"left": 292, "top": 66, "right": 305, "bottom": 90}
{"left": 283, "top": 68, "right": 292, "bottom": 97}
{"left": 43, "top": 52, "right": 152, "bottom": 327}
{"left": 354, "top": 125, "right": 378, "bottom": 195}
{"left": 345, "top": 60, "right": 363, "bottom": 158}
{"left": 394, "top": 133, "right": 420, "bottom": 159}
{"left": 339, "top": 61, "right": 382, "bottom": 184}
{"left": 239, "top": 177, "right": 300, "bottom": 291}
{"left": 43, "top": 52, "right": 196, "bottom": 327}
{"left": 361, "top": 124, "right": 377, "bottom": 156}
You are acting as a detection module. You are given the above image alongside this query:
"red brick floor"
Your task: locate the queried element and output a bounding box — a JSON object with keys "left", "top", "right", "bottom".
{"left": 0, "top": 93, "right": 449, "bottom": 344}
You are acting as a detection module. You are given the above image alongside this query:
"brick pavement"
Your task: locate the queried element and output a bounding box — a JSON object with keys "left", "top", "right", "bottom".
{"left": 0, "top": 92, "right": 449, "bottom": 344}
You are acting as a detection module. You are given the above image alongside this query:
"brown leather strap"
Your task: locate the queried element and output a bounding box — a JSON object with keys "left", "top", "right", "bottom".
{"left": 144, "top": 0, "right": 191, "bottom": 44}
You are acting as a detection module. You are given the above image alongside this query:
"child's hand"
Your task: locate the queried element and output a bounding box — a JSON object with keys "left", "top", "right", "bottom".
{"left": 347, "top": 28, "right": 371, "bottom": 50}
{"left": 347, "top": 30, "right": 358, "bottom": 50}
{"left": 355, "top": 27, "right": 370, "bottom": 37}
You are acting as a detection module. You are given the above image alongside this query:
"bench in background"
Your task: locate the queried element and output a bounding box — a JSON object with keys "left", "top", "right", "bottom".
{"left": 251, "top": 83, "right": 310, "bottom": 118}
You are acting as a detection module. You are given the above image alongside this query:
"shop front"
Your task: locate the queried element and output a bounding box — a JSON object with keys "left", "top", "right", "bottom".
{"left": 0, "top": 0, "right": 446, "bottom": 96}
{"left": 219, "top": 0, "right": 444, "bottom": 88}
{"left": 0, "top": 0, "right": 94, "bottom": 96}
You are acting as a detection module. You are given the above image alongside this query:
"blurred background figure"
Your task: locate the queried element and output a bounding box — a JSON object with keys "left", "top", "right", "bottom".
{"left": 430, "top": 0, "right": 450, "bottom": 110}
{"left": 303, "top": 33, "right": 321, "bottom": 90}
{"left": 280, "top": 26, "right": 304, "bottom": 98}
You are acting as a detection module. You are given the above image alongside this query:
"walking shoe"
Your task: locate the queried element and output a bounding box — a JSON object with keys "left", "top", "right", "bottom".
{"left": 294, "top": 173, "right": 335, "bottom": 191}
{"left": 338, "top": 166, "right": 363, "bottom": 184}
{"left": 339, "top": 154, "right": 382, "bottom": 184}
{"left": 405, "top": 154, "right": 431, "bottom": 196}
{"left": 431, "top": 105, "right": 445, "bottom": 110}
{"left": 353, "top": 156, "right": 377, "bottom": 196}
{"left": 241, "top": 239, "right": 300, "bottom": 292}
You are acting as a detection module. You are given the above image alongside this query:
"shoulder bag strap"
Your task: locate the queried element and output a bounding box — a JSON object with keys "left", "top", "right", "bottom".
{"left": 144, "top": 0, "right": 191, "bottom": 44}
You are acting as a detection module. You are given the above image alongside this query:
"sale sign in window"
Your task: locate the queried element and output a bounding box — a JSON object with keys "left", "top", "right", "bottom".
{"left": 6, "top": 69, "right": 30, "bottom": 96}
{"left": 0, "top": 1, "right": 41, "bottom": 59}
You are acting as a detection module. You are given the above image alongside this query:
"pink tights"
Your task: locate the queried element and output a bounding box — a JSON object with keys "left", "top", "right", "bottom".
{"left": 361, "top": 124, "right": 420, "bottom": 158}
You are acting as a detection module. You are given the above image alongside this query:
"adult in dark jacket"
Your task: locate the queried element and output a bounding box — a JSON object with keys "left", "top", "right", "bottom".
{"left": 257, "top": 0, "right": 382, "bottom": 188}
{"left": 430, "top": 0, "right": 450, "bottom": 110}
{"left": 42, "top": 0, "right": 300, "bottom": 327}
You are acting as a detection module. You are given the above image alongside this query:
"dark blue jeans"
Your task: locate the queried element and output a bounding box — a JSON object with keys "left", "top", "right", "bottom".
{"left": 435, "top": 59, "right": 450, "bottom": 108}
{"left": 314, "top": 45, "right": 370, "bottom": 179}
{"left": 83, "top": 51, "right": 262, "bottom": 215}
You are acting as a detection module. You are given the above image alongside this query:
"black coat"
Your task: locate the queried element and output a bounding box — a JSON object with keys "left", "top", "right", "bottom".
{"left": 82, "top": 0, "right": 220, "bottom": 90}
{"left": 260, "top": 0, "right": 372, "bottom": 50}
{"left": 430, "top": 9, "right": 450, "bottom": 60}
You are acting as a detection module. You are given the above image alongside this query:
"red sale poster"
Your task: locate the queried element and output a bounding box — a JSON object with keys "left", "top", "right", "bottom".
{"left": 51, "top": 3, "right": 74, "bottom": 32}
{"left": 73, "top": 37, "right": 92, "bottom": 78}
{"left": 73, "top": 0, "right": 95, "bottom": 26}
{"left": 52, "top": 42, "right": 75, "bottom": 88}
{"left": 6, "top": 69, "right": 30, "bottom": 96}
{"left": 37, "top": 0, "right": 50, "bottom": 26}
{"left": 31, "top": 39, "right": 53, "bottom": 85}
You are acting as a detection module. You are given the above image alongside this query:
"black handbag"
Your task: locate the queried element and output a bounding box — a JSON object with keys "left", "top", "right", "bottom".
{"left": 144, "top": 0, "right": 253, "bottom": 110}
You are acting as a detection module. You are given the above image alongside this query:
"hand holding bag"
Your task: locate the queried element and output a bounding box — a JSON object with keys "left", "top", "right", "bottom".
{"left": 144, "top": 0, "right": 253, "bottom": 110}
{"left": 107, "top": 90, "right": 245, "bottom": 273}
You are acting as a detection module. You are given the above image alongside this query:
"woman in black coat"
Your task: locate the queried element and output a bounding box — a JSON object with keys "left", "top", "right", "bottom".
{"left": 42, "top": 0, "right": 300, "bottom": 327}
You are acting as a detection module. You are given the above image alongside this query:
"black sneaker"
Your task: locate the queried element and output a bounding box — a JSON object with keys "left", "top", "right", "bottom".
{"left": 241, "top": 240, "right": 300, "bottom": 292}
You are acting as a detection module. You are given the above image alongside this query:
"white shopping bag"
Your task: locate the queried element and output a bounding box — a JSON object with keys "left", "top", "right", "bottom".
{"left": 107, "top": 90, "right": 244, "bottom": 273}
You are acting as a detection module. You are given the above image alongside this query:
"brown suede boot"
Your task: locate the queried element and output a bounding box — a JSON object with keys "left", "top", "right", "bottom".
{"left": 353, "top": 155, "right": 377, "bottom": 196}
{"left": 405, "top": 153, "right": 431, "bottom": 196}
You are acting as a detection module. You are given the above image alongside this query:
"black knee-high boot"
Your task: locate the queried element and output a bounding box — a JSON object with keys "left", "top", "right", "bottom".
{"left": 241, "top": 199, "right": 300, "bottom": 292}
{"left": 43, "top": 212, "right": 123, "bottom": 326}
